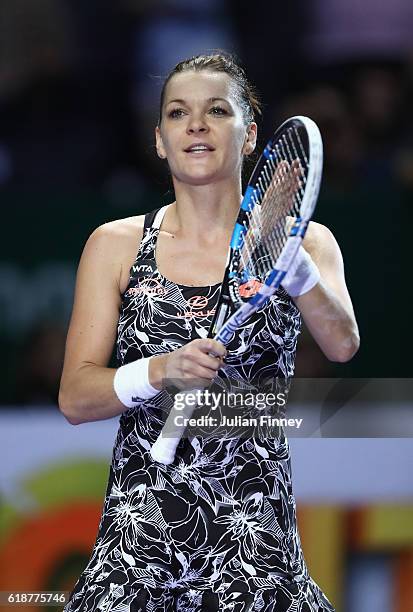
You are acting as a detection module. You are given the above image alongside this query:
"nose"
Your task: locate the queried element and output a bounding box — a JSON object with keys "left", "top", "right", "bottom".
{"left": 186, "top": 114, "right": 209, "bottom": 134}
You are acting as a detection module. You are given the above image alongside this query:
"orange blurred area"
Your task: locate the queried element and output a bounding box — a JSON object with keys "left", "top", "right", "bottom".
{"left": 0, "top": 502, "right": 101, "bottom": 591}
{"left": 1, "top": 482, "right": 413, "bottom": 611}
{"left": 1, "top": 414, "right": 413, "bottom": 612}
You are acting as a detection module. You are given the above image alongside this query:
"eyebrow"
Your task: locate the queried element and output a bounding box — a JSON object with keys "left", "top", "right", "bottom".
{"left": 165, "top": 97, "right": 231, "bottom": 106}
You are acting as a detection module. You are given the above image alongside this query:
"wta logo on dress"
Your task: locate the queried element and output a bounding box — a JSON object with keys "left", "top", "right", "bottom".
{"left": 131, "top": 259, "right": 156, "bottom": 277}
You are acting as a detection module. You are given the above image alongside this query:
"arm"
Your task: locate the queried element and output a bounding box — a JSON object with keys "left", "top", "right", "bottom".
{"left": 290, "top": 223, "right": 360, "bottom": 363}
{"left": 58, "top": 219, "right": 226, "bottom": 425}
{"left": 58, "top": 219, "right": 147, "bottom": 425}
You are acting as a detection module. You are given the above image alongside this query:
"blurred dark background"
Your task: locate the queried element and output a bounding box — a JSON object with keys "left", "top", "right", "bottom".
{"left": 1, "top": 0, "right": 412, "bottom": 405}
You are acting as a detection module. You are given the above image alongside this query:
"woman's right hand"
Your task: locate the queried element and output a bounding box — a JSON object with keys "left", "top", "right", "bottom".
{"left": 149, "top": 339, "right": 227, "bottom": 391}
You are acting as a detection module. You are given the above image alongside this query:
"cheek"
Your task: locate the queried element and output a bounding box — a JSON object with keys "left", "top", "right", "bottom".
{"left": 164, "top": 132, "right": 186, "bottom": 161}
{"left": 233, "top": 124, "right": 249, "bottom": 149}
{"left": 227, "top": 130, "right": 247, "bottom": 160}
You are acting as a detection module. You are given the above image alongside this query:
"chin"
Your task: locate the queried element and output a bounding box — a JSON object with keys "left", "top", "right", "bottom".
{"left": 177, "top": 171, "right": 222, "bottom": 186}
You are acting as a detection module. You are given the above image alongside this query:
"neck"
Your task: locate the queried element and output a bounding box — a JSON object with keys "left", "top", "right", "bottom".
{"left": 166, "top": 177, "right": 242, "bottom": 241}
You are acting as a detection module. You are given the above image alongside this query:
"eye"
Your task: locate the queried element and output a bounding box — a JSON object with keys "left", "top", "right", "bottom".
{"left": 209, "top": 106, "right": 228, "bottom": 116}
{"left": 168, "top": 108, "right": 186, "bottom": 119}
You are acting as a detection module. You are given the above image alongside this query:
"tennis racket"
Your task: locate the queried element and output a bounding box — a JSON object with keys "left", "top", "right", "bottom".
{"left": 150, "top": 115, "right": 323, "bottom": 465}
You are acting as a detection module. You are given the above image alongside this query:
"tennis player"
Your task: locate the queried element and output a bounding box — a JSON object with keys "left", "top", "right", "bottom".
{"left": 59, "top": 53, "right": 359, "bottom": 612}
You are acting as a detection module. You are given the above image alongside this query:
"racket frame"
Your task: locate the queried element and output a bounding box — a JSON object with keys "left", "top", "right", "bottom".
{"left": 211, "top": 115, "right": 323, "bottom": 341}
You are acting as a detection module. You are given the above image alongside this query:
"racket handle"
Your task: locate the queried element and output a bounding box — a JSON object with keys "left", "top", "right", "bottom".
{"left": 150, "top": 386, "right": 202, "bottom": 465}
{"left": 150, "top": 433, "right": 181, "bottom": 465}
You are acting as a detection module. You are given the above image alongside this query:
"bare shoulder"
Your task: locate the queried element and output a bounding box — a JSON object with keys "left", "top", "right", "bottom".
{"left": 87, "top": 214, "right": 145, "bottom": 265}
{"left": 91, "top": 215, "right": 145, "bottom": 244}
{"left": 84, "top": 215, "right": 146, "bottom": 294}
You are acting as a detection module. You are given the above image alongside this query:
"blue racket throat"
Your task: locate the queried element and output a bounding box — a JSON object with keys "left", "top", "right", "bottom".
{"left": 263, "top": 144, "right": 273, "bottom": 160}
{"left": 240, "top": 185, "right": 255, "bottom": 211}
{"left": 230, "top": 223, "right": 246, "bottom": 250}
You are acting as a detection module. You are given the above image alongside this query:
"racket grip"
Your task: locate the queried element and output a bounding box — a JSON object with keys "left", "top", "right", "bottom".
{"left": 150, "top": 433, "right": 181, "bottom": 465}
{"left": 150, "top": 386, "right": 202, "bottom": 465}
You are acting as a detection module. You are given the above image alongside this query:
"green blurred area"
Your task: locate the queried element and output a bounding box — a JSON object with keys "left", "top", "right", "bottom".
{"left": 0, "top": 186, "right": 163, "bottom": 404}
{"left": 0, "top": 179, "right": 411, "bottom": 404}
{"left": 0, "top": 187, "right": 162, "bottom": 265}
{"left": 313, "top": 180, "right": 412, "bottom": 377}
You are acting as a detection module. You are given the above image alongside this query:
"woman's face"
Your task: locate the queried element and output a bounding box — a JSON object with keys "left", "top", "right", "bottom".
{"left": 155, "top": 70, "right": 256, "bottom": 187}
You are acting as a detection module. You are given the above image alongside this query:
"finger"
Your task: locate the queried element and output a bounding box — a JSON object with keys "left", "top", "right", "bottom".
{"left": 188, "top": 364, "right": 219, "bottom": 382}
{"left": 210, "top": 340, "right": 227, "bottom": 358}
{"left": 181, "top": 350, "right": 216, "bottom": 372}
{"left": 195, "top": 353, "right": 224, "bottom": 372}
{"left": 197, "top": 339, "right": 227, "bottom": 358}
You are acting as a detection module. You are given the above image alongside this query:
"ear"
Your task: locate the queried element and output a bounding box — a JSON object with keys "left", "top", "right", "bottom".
{"left": 155, "top": 126, "right": 166, "bottom": 159}
{"left": 242, "top": 122, "right": 258, "bottom": 156}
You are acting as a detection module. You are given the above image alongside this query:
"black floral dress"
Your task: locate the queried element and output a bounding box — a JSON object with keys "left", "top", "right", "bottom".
{"left": 64, "top": 205, "right": 335, "bottom": 611}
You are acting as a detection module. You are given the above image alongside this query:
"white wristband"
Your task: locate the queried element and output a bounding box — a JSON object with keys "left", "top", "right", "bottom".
{"left": 113, "top": 357, "right": 159, "bottom": 408}
{"left": 281, "top": 245, "right": 320, "bottom": 297}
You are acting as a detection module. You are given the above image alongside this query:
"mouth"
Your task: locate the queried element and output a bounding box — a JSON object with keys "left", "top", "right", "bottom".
{"left": 184, "top": 143, "right": 215, "bottom": 154}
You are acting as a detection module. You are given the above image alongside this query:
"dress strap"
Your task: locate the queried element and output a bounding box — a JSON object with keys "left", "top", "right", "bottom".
{"left": 142, "top": 205, "right": 169, "bottom": 231}
{"left": 132, "top": 205, "right": 170, "bottom": 271}
{"left": 151, "top": 204, "right": 169, "bottom": 230}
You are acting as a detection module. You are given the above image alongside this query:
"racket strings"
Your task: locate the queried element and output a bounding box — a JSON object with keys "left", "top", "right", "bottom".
{"left": 241, "top": 150, "right": 291, "bottom": 271}
{"left": 243, "top": 151, "right": 295, "bottom": 271}
{"left": 239, "top": 127, "right": 308, "bottom": 282}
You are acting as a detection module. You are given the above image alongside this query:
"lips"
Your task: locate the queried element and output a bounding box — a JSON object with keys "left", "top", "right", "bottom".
{"left": 184, "top": 142, "right": 215, "bottom": 152}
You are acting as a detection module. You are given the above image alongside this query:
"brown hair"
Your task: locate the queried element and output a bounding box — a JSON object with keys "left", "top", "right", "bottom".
{"left": 158, "top": 52, "right": 262, "bottom": 125}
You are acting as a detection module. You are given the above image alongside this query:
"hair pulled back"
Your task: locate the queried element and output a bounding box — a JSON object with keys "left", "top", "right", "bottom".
{"left": 158, "top": 53, "right": 262, "bottom": 125}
